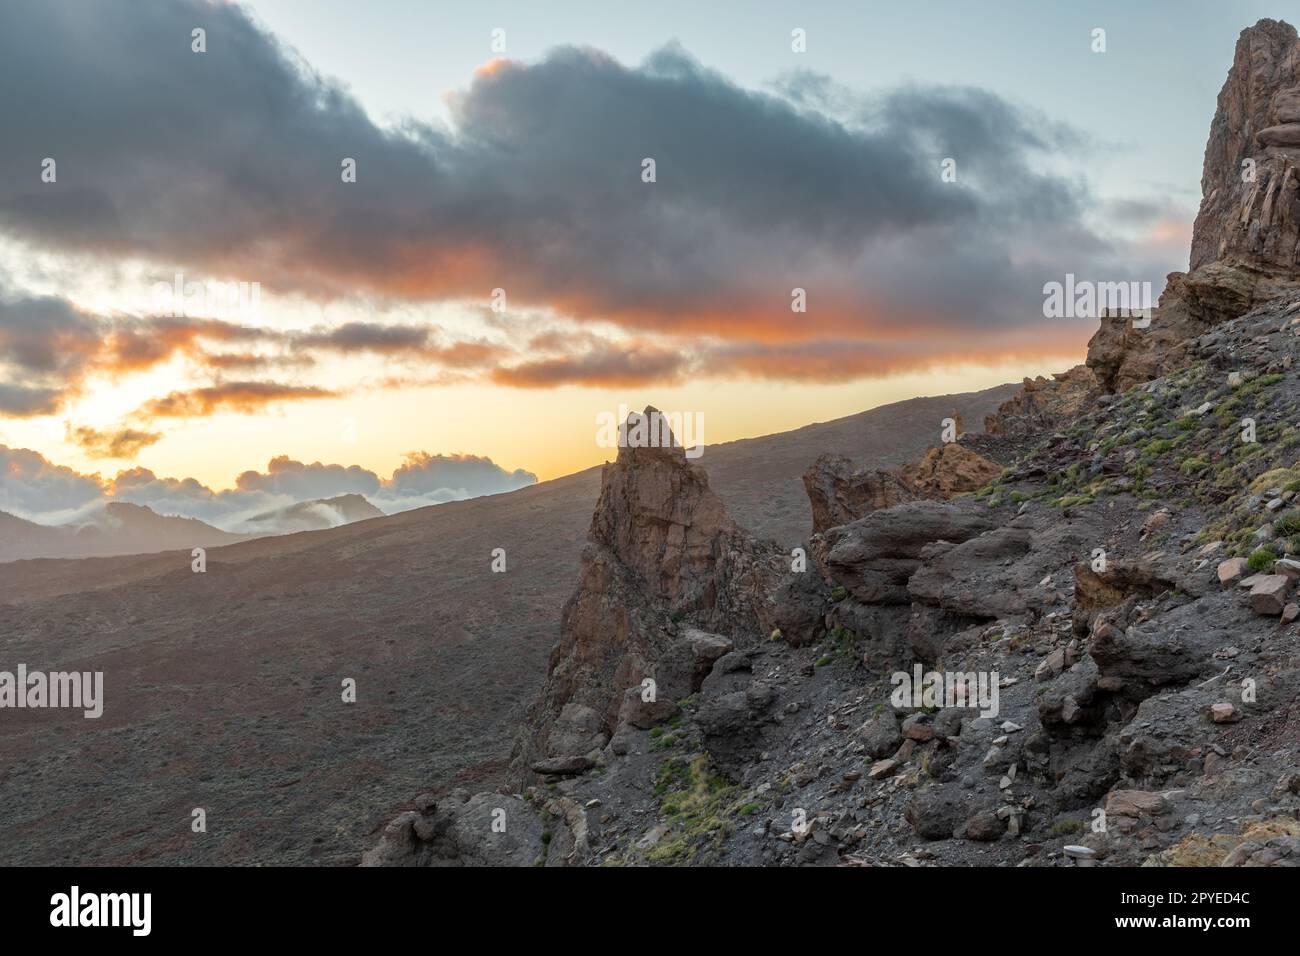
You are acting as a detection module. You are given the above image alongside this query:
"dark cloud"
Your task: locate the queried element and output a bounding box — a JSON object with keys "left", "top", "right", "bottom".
{"left": 293, "top": 322, "right": 434, "bottom": 355}
{"left": 0, "top": 290, "right": 101, "bottom": 375}
{"left": 0, "top": 0, "right": 1179, "bottom": 373}
{"left": 0, "top": 289, "right": 102, "bottom": 413}
{"left": 492, "top": 342, "right": 688, "bottom": 388}
{"left": 0, "top": 383, "right": 64, "bottom": 416}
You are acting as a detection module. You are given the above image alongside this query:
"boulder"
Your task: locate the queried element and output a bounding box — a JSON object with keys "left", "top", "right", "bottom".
{"left": 1218, "top": 557, "right": 1249, "bottom": 585}
{"left": 1105, "top": 789, "right": 1170, "bottom": 819}
{"left": 1249, "top": 574, "right": 1292, "bottom": 615}
{"left": 905, "top": 787, "right": 965, "bottom": 840}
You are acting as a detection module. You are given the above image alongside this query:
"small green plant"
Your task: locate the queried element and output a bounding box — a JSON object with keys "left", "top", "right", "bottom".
{"left": 1247, "top": 548, "right": 1276, "bottom": 574}
{"left": 1274, "top": 511, "right": 1300, "bottom": 538}
{"left": 1048, "top": 819, "right": 1084, "bottom": 837}
{"left": 830, "top": 586, "right": 847, "bottom": 602}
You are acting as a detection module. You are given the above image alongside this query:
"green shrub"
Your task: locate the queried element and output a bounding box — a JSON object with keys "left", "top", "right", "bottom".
{"left": 1247, "top": 548, "right": 1276, "bottom": 574}
{"left": 1274, "top": 511, "right": 1300, "bottom": 538}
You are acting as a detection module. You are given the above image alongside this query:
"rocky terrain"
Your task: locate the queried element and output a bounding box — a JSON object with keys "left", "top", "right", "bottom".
{"left": 0, "top": 386, "right": 1008, "bottom": 865}
{"left": 362, "top": 20, "right": 1300, "bottom": 869}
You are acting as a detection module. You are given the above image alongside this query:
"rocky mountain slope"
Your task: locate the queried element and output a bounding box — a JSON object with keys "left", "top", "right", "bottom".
{"left": 0, "top": 386, "right": 1010, "bottom": 865}
{"left": 363, "top": 20, "right": 1300, "bottom": 869}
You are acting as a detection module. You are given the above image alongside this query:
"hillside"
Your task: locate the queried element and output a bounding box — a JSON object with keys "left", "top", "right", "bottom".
{"left": 360, "top": 20, "right": 1300, "bottom": 870}
{"left": 0, "top": 384, "right": 1013, "bottom": 865}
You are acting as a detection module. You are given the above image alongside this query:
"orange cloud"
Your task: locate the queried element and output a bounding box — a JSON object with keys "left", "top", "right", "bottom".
{"left": 138, "top": 381, "right": 339, "bottom": 419}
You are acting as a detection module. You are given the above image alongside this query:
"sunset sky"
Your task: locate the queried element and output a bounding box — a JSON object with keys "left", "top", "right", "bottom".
{"left": 0, "top": 0, "right": 1279, "bottom": 527}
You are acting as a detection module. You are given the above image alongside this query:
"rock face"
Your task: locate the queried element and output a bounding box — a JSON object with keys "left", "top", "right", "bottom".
{"left": 1087, "top": 19, "right": 1300, "bottom": 393}
{"left": 803, "top": 454, "right": 916, "bottom": 535}
{"left": 984, "top": 365, "right": 1102, "bottom": 438}
{"left": 802, "top": 443, "right": 1001, "bottom": 536}
{"left": 1193, "top": 19, "right": 1300, "bottom": 274}
{"left": 512, "top": 407, "right": 788, "bottom": 777}
{"left": 899, "top": 443, "right": 1003, "bottom": 498}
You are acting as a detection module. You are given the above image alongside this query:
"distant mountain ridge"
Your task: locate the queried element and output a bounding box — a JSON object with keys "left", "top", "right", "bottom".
{"left": 237, "top": 493, "right": 384, "bottom": 534}
{"left": 0, "top": 501, "right": 250, "bottom": 562}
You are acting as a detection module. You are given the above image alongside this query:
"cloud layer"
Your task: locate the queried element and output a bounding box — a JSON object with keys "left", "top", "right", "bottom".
{"left": 0, "top": 0, "right": 1181, "bottom": 401}
{"left": 0, "top": 444, "right": 538, "bottom": 529}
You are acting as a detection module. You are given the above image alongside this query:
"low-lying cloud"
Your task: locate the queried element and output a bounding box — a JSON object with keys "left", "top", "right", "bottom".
{"left": 0, "top": 443, "right": 538, "bottom": 529}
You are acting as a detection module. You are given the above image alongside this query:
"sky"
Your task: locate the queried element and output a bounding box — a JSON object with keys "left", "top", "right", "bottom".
{"left": 0, "top": 0, "right": 1281, "bottom": 527}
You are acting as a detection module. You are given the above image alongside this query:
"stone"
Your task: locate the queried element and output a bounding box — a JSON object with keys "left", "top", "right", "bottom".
{"left": 1086, "top": 20, "right": 1300, "bottom": 395}
{"left": 1143, "top": 510, "right": 1171, "bottom": 536}
{"left": 1274, "top": 558, "right": 1300, "bottom": 579}
{"left": 897, "top": 443, "right": 1003, "bottom": 499}
{"left": 515, "top": 406, "right": 784, "bottom": 779}
{"left": 1218, "top": 557, "right": 1249, "bottom": 585}
{"left": 858, "top": 710, "right": 903, "bottom": 759}
{"left": 905, "top": 788, "right": 964, "bottom": 840}
{"left": 1034, "top": 648, "right": 1065, "bottom": 682}
{"left": 617, "top": 687, "right": 679, "bottom": 730}
{"left": 901, "top": 713, "right": 935, "bottom": 742}
{"left": 868, "top": 758, "right": 899, "bottom": 780}
{"left": 530, "top": 755, "right": 593, "bottom": 776}
{"left": 1106, "top": 789, "right": 1169, "bottom": 818}
{"left": 1064, "top": 844, "right": 1097, "bottom": 866}
{"left": 1209, "top": 702, "right": 1241, "bottom": 723}
{"left": 963, "top": 810, "right": 1007, "bottom": 842}
{"left": 1249, "top": 574, "right": 1292, "bottom": 615}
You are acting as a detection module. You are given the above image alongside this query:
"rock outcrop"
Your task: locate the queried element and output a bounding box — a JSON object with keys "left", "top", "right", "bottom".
{"left": 803, "top": 453, "right": 916, "bottom": 535}
{"left": 899, "top": 443, "right": 1003, "bottom": 498}
{"left": 1086, "top": 19, "right": 1300, "bottom": 393}
{"left": 984, "top": 365, "right": 1103, "bottom": 438}
{"left": 802, "top": 443, "right": 1001, "bottom": 537}
{"left": 512, "top": 407, "right": 793, "bottom": 779}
